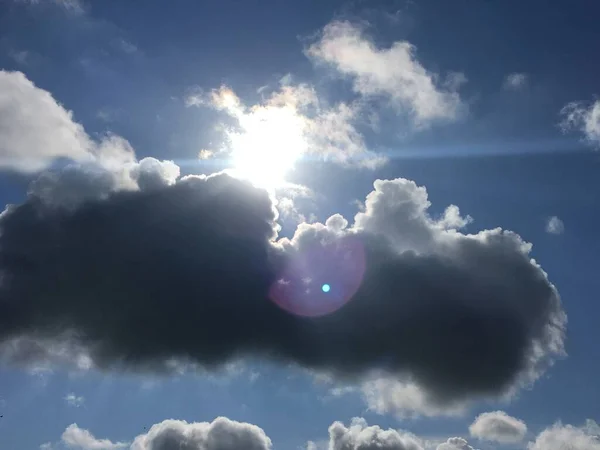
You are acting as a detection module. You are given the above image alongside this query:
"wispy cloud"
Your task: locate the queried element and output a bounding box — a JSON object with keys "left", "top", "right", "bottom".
{"left": 306, "top": 21, "right": 467, "bottom": 128}
{"left": 546, "top": 216, "right": 565, "bottom": 235}
{"left": 560, "top": 100, "right": 600, "bottom": 146}
{"left": 64, "top": 393, "right": 85, "bottom": 407}
{"left": 503, "top": 72, "right": 528, "bottom": 90}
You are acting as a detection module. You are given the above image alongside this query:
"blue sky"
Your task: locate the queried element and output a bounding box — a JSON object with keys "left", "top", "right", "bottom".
{"left": 1, "top": 1, "right": 600, "bottom": 450}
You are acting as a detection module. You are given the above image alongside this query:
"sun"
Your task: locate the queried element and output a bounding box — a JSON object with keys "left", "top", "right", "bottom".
{"left": 228, "top": 104, "right": 307, "bottom": 190}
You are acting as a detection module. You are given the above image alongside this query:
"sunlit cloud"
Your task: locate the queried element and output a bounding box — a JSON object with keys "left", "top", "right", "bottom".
{"left": 187, "top": 83, "right": 385, "bottom": 189}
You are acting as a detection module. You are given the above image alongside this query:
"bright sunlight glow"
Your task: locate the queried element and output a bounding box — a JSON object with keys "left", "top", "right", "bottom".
{"left": 228, "top": 103, "right": 308, "bottom": 189}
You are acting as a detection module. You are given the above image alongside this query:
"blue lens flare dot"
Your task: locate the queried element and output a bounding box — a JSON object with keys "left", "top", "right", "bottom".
{"left": 321, "top": 283, "right": 331, "bottom": 293}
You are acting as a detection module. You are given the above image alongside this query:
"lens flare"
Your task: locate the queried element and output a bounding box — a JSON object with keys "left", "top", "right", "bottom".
{"left": 269, "top": 235, "right": 365, "bottom": 317}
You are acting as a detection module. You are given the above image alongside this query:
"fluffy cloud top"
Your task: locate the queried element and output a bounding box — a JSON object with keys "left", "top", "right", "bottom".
{"left": 436, "top": 437, "right": 474, "bottom": 450}
{"left": 56, "top": 418, "right": 271, "bottom": 450}
{"left": 62, "top": 424, "right": 127, "bottom": 449}
{"left": 469, "top": 411, "right": 527, "bottom": 443}
{"left": 0, "top": 166, "right": 566, "bottom": 408}
{"left": 528, "top": 421, "right": 600, "bottom": 450}
{"left": 328, "top": 418, "right": 423, "bottom": 450}
{"left": 307, "top": 21, "right": 465, "bottom": 127}
{"left": 131, "top": 417, "right": 272, "bottom": 450}
{"left": 560, "top": 100, "right": 600, "bottom": 146}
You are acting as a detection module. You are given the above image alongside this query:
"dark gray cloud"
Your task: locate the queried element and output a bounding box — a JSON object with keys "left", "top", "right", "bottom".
{"left": 0, "top": 166, "right": 565, "bottom": 406}
{"left": 469, "top": 410, "right": 527, "bottom": 443}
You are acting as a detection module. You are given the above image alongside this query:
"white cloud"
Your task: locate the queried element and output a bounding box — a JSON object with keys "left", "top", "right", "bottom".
{"left": 189, "top": 84, "right": 386, "bottom": 170}
{"left": 198, "top": 149, "right": 215, "bottom": 160}
{"left": 130, "top": 417, "right": 272, "bottom": 450}
{"left": 560, "top": 100, "right": 600, "bottom": 145}
{"left": 307, "top": 21, "right": 466, "bottom": 128}
{"left": 328, "top": 418, "right": 425, "bottom": 450}
{"left": 436, "top": 437, "right": 474, "bottom": 450}
{"left": 361, "top": 378, "right": 468, "bottom": 419}
{"left": 469, "top": 411, "right": 527, "bottom": 443}
{"left": 0, "top": 71, "right": 142, "bottom": 177}
{"left": 528, "top": 421, "right": 600, "bottom": 450}
{"left": 0, "top": 71, "right": 92, "bottom": 173}
{"left": 62, "top": 424, "right": 128, "bottom": 450}
{"left": 64, "top": 393, "right": 85, "bottom": 407}
{"left": 546, "top": 216, "right": 564, "bottom": 235}
{"left": 40, "top": 443, "right": 53, "bottom": 450}
{"left": 503, "top": 73, "right": 528, "bottom": 90}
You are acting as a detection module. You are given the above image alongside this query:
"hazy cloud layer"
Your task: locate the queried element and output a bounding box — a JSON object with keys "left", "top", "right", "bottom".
{"left": 307, "top": 21, "right": 466, "bottom": 127}
{"left": 469, "top": 410, "right": 527, "bottom": 443}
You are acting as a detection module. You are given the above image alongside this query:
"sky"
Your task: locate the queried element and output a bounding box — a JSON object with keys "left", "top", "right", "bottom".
{"left": 0, "top": 0, "right": 600, "bottom": 449}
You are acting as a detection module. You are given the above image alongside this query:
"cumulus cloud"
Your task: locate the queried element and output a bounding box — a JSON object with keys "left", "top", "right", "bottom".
{"left": 55, "top": 418, "right": 271, "bottom": 450}
{"left": 64, "top": 392, "right": 85, "bottom": 407}
{"left": 62, "top": 424, "right": 127, "bottom": 450}
{"left": 528, "top": 421, "right": 600, "bottom": 450}
{"left": 560, "top": 100, "right": 600, "bottom": 146}
{"left": 328, "top": 418, "right": 424, "bottom": 450}
{"left": 503, "top": 73, "right": 528, "bottom": 90}
{"left": 131, "top": 417, "right": 272, "bottom": 450}
{"left": 0, "top": 70, "right": 567, "bottom": 409}
{"left": 469, "top": 411, "right": 527, "bottom": 443}
{"left": 0, "top": 163, "right": 566, "bottom": 408}
{"left": 436, "top": 437, "right": 474, "bottom": 450}
{"left": 306, "top": 21, "right": 466, "bottom": 127}
{"left": 546, "top": 216, "right": 564, "bottom": 235}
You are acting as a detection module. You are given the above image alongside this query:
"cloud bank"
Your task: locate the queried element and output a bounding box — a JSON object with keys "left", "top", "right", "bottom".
{"left": 0, "top": 168, "right": 566, "bottom": 407}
